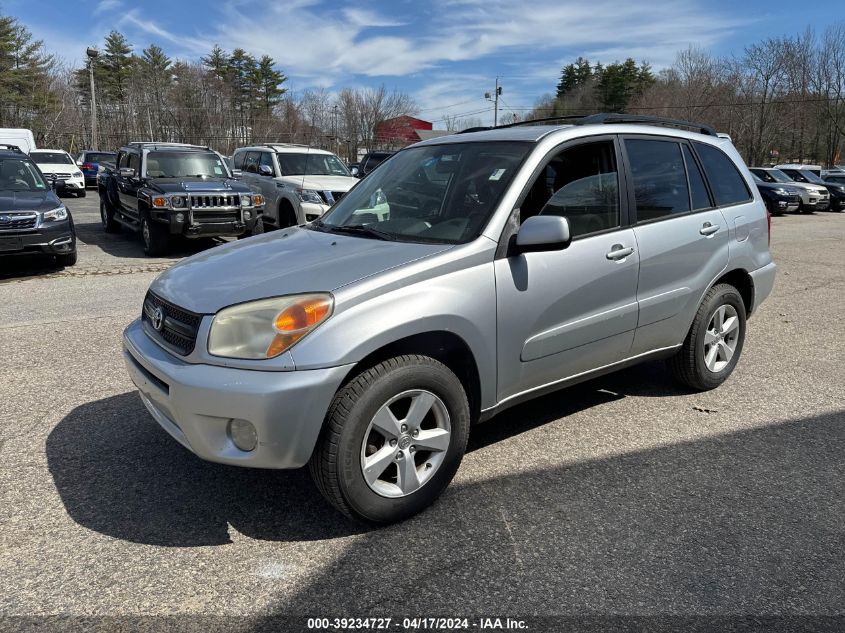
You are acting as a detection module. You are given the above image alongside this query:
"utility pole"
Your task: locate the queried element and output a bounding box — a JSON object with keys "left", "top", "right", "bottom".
{"left": 484, "top": 77, "right": 502, "bottom": 127}
{"left": 86, "top": 47, "right": 99, "bottom": 150}
{"left": 333, "top": 105, "right": 339, "bottom": 155}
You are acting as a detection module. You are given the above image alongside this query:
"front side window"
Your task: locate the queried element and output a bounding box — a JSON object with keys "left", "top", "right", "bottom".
{"left": 531, "top": 140, "right": 620, "bottom": 238}
{"left": 694, "top": 142, "right": 752, "bottom": 206}
{"left": 314, "top": 141, "right": 530, "bottom": 244}
{"left": 626, "top": 139, "right": 691, "bottom": 222}
{"left": 276, "top": 153, "right": 350, "bottom": 176}
{"left": 144, "top": 151, "right": 227, "bottom": 178}
{"left": 0, "top": 158, "right": 47, "bottom": 191}
{"left": 30, "top": 152, "right": 73, "bottom": 165}
{"left": 128, "top": 153, "right": 140, "bottom": 173}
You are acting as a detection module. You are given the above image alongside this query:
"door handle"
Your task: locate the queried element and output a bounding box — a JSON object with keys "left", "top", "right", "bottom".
{"left": 606, "top": 245, "right": 635, "bottom": 260}
{"left": 700, "top": 222, "right": 720, "bottom": 236}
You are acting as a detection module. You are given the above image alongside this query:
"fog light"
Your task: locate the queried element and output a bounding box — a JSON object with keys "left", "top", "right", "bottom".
{"left": 175, "top": 212, "right": 185, "bottom": 223}
{"left": 228, "top": 419, "right": 257, "bottom": 452}
{"left": 244, "top": 210, "right": 252, "bottom": 220}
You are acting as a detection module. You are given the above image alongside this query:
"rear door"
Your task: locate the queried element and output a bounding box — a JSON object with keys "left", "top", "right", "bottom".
{"left": 494, "top": 136, "right": 640, "bottom": 403}
{"left": 623, "top": 136, "right": 731, "bottom": 355}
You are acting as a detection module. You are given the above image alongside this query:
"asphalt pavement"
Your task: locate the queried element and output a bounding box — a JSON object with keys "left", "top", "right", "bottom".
{"left": 1, "top": 194, "right": 843, "bottom": 631}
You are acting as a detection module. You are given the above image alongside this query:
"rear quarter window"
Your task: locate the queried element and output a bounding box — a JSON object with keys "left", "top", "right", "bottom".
{"left": 694, "top": 142, "right": 752, "bottom": 207}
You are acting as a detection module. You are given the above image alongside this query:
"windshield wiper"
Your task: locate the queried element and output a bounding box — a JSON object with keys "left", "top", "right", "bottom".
{"left": 325, "top": 224, "right": 395, "bottom": 241}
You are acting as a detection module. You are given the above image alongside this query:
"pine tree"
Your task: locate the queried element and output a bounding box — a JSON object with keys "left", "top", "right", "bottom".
{"left": 0, "top": 14, "right": 55, "bottom": 127}
{"left": 251, "top": 54, "right": 286, "bottom": 114}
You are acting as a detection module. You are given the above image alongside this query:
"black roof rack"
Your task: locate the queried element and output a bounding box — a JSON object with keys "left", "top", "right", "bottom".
{"left": 126, "top": 141, "right": 213, "bottom": 151}
{"left": 0, "top": 143, "right": 24, "bottom": 153}
{"left": 457, "top": 113, "right": 717, "bottom": 136}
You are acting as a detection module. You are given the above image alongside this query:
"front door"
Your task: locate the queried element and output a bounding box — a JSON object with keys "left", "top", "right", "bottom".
{"left": 117, "top": 151, "right": 142, "bottom": 214}
{"left": 494, "top": 137, "right": 640, "bottom": 404}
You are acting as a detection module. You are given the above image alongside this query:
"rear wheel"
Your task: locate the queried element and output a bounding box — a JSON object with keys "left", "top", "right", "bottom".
{"left": 668, "top": 284, "right": 746, "bottom": 391}
{"left": 141, "top": 217, "right": 171, "bottom": 256}
{"left": 310, "top": 355, "right": 470, "bottom": 524}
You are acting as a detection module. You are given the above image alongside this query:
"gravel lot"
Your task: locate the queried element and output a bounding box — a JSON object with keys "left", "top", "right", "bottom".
{"left": 1, "top": 194, "right": 843, "bottom": 631}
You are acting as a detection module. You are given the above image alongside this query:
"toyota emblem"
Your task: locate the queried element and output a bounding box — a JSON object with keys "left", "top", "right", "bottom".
{"left": 151, "top": 306, "right": 165, "bottom": 331}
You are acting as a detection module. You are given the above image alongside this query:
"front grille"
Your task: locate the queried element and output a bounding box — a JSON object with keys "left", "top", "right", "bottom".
{"left": 318, "top": 191, "right": 346, "bottom": 205}
{"left": 0, "top": 212, "right": 38, "bottom": 231}
{"left": 43, "top": 172, "right": 72, "bottom": 179}
{"left": 191, "top": 210, "right": 239, "bottom": 223}
{"left": 190, "top": 194, "right": 240, "bottom": 209}
{"left": 142, "top": 291, "right": 202, "bottom": 356}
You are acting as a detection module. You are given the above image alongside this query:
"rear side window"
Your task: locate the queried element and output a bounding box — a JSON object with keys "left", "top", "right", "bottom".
{"left": 683, "top": 145, "right": 711, "bottom": 210}
{"left": 694, "top": 142, "right": 751, "bottom": 206}
{"left": 625, "top": 139, "right": 690, "bottom": 222}
{"left": 233, "top": 151, "right": 246, "bottom": 169}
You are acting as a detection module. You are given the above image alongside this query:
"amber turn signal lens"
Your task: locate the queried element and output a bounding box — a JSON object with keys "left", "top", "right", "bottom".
{"left": 152, "top": 196, "right": 167, "bottom": 208}
{"left": 265, "top": 296, "right": 332, "bottom": 357}
{"left": 253, "top": 194, "right": 263, "bottom": 205}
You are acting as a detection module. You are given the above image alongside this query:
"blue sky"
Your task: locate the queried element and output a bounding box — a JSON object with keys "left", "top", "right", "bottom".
{"left": 5, "top": 0, "right": 844, "bottom": 126}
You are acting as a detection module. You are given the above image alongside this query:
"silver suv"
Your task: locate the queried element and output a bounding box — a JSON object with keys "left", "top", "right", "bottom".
{"left": 124, "top": 114, "right": 776, "bottom": 524}
{"left": 233, "top": 144, "right": 358, "bottom": 228}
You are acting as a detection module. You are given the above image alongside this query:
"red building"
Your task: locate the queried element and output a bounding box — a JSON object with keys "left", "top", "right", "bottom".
{"left": 375, "top": 116, "right": 434, "bottom": 146}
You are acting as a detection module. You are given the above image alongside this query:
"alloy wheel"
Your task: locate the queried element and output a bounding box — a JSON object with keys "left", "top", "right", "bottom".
{"left": 703, "top": 304, "right": 740, "bottom": 372}
{"left": 360, "top": 389, "right": 451, "bottom": 498}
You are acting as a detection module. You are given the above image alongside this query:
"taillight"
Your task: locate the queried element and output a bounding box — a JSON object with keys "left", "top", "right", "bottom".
{"left": 82, "top": 163, "right": 94, "bottom": 170}
{"left": 766, "top": 208, "right": 771, "bottom": 246}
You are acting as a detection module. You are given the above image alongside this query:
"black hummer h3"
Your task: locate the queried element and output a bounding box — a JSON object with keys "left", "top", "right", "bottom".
{"left": 98, "top": 142, "right": 265, "bottom": 255}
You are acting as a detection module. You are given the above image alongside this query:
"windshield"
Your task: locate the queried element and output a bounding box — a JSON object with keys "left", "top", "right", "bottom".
{"left": 797, "top": 170, "right": 825, "bottom": 184}
{"left": 0, "top": 158, "right": 48, "bottom": 191}
{"left": 145, "top": 151, "right": 229, "bottom": 178}
{"left": 277, "top": 153, "right": 350, "bottom": 176}
{"left": 313, "top": 141, "right": 531, "bottom": 244}
{"left": 83, "top": 152, "right": 116, "bottom": 164}
{"left": 764, "top": 169, "right": 793, "bottom": 183}
{"left": 31, "top": 152, "right": 72, "bottom": 165}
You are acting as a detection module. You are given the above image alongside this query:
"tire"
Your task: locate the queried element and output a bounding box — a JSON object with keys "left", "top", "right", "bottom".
{"left": 668, "top": 284, "right": 747, "bottom": 391}
{"left": 55, "top": 251, "right": 77, "bottom": 267}
{"left": 279, "top": 201, "right": 298, "bottom": 228}
{"left": 77, "top": 190, "right": 87, "bottom": 198}
{"left": 141, "top": 216, "right": 171, "bottom": 256}
{"left": 238, "top": 217, "right": 265, "bottom": 239}
{"left": 100, "top": 199, "right": 120, "bottom": 233}
{"left": 310, "top": 355, "right": 470, "bottom": 525}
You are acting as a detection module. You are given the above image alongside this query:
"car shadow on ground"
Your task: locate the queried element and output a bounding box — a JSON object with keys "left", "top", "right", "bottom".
{"left": 46, "top": 367, "right": 675, "bottom": 547}
{"left": 249, "top": 408, "right": 844, "bottom": 621}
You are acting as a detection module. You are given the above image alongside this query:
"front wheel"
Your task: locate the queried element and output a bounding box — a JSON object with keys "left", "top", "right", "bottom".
{"left": 310, "top": 355, "right": 470, "bottom": 525}
{"left": 141, "top": 217, "right": 171, "bottom": 256}
{"left": 238, "top": 217, "right": 265, "bottom": 239}
{"left": 76, "top": 189, "right": 87, "bottom": 198}
{"left": 55, "top": 251, "right": 77, "bottom": 267}
{"left": 668, "top": 284, "right": 747, "bottom": 391}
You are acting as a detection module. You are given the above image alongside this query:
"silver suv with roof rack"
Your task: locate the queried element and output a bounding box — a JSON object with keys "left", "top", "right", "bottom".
{"left": 233, "top": 144, "right": 360, "bottom": 228}
{"left": 124, "top": 114, "right": 776, "bottom": 524}
{"left": 98, "top": 142, "right": 266, "bottom": 255}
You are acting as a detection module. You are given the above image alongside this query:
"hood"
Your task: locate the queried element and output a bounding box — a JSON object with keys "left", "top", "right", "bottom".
{"left": 150, "top": 226, "right": 452, "bottom": 314}
{"left": 0, "top": 189, "right": 61, "bottom": 212}
{"left": 33, "top": 163, "right": 78, "bottom": 173}
{"left": 278, "top": 175, "right": 358, "bottom": 192}
{"left": 147, "top": 178, "right": 252, "bottom": 194}
{"left": 787, "top": 181, "right": 827, "bottom": 194}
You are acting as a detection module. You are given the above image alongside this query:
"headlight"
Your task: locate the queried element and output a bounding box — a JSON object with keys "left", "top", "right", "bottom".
{"left": 241, "top": 195, "right": 253, "bottom": 206}
{"left": 297, "top": 188, "right": 323, "bottom": 204}
{"left": 773, "top": 187, "right": 789, "bottom": 195}
{"left": 42, "top": 205, "right": 68, "bottom": 222}
{"left": 208, "top": 294, "right": 333, "bottom": 359}
{"left": 73, "top": 170, "right": 83, "bottom": 178}
{"left": 171, "top": 196, "right": 187, "bottom": 208}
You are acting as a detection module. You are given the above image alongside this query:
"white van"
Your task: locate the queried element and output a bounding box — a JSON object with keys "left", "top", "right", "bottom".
{"left": 0, "top": 128, "right": 36, "bottom": 154}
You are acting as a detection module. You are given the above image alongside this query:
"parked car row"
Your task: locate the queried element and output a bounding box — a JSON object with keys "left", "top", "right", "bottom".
{"left": 750, "top": 166, "right": 845, "bottom": 213}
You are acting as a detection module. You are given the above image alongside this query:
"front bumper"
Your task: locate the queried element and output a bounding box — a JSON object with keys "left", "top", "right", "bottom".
{"left": 58, "top": 177, "right": 85, "bottom": 192}
{"left": 149, "top": 206, "right": 264, "bottom": 238}
{"left": 0, "top": 220, "right": 76, "bottom": 256}
{"left": 750, "top": 261, "right": 776, "bottom": 315}
{"left": 123, "top": 318, "right": 353, "bottom": 469}
{"left": 301, "top": 201, "right": 331, "bottom": 222}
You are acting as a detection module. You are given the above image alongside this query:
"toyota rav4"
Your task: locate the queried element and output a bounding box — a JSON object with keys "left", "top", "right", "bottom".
{"left": 123, "top": 114, "right": 776, "bottom": 524}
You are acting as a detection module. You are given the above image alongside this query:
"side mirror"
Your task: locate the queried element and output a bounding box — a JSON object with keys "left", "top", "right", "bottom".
{"left": 258, "top": 164, "right": 274, "bottom": 177}
{"left": 51, "top": 178, "right": 66, "bottom": 191}
{"left": 118, "top": 167, "right": 136, "bottom": 178}
{"left": 515, "top": 215, "right": 571, "bottom": 253}
{"left": 231, "top": 168, "right": 243, "bottom": 178}
{"left": 350, "top": 166, "right": 360, "bottom": 177}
